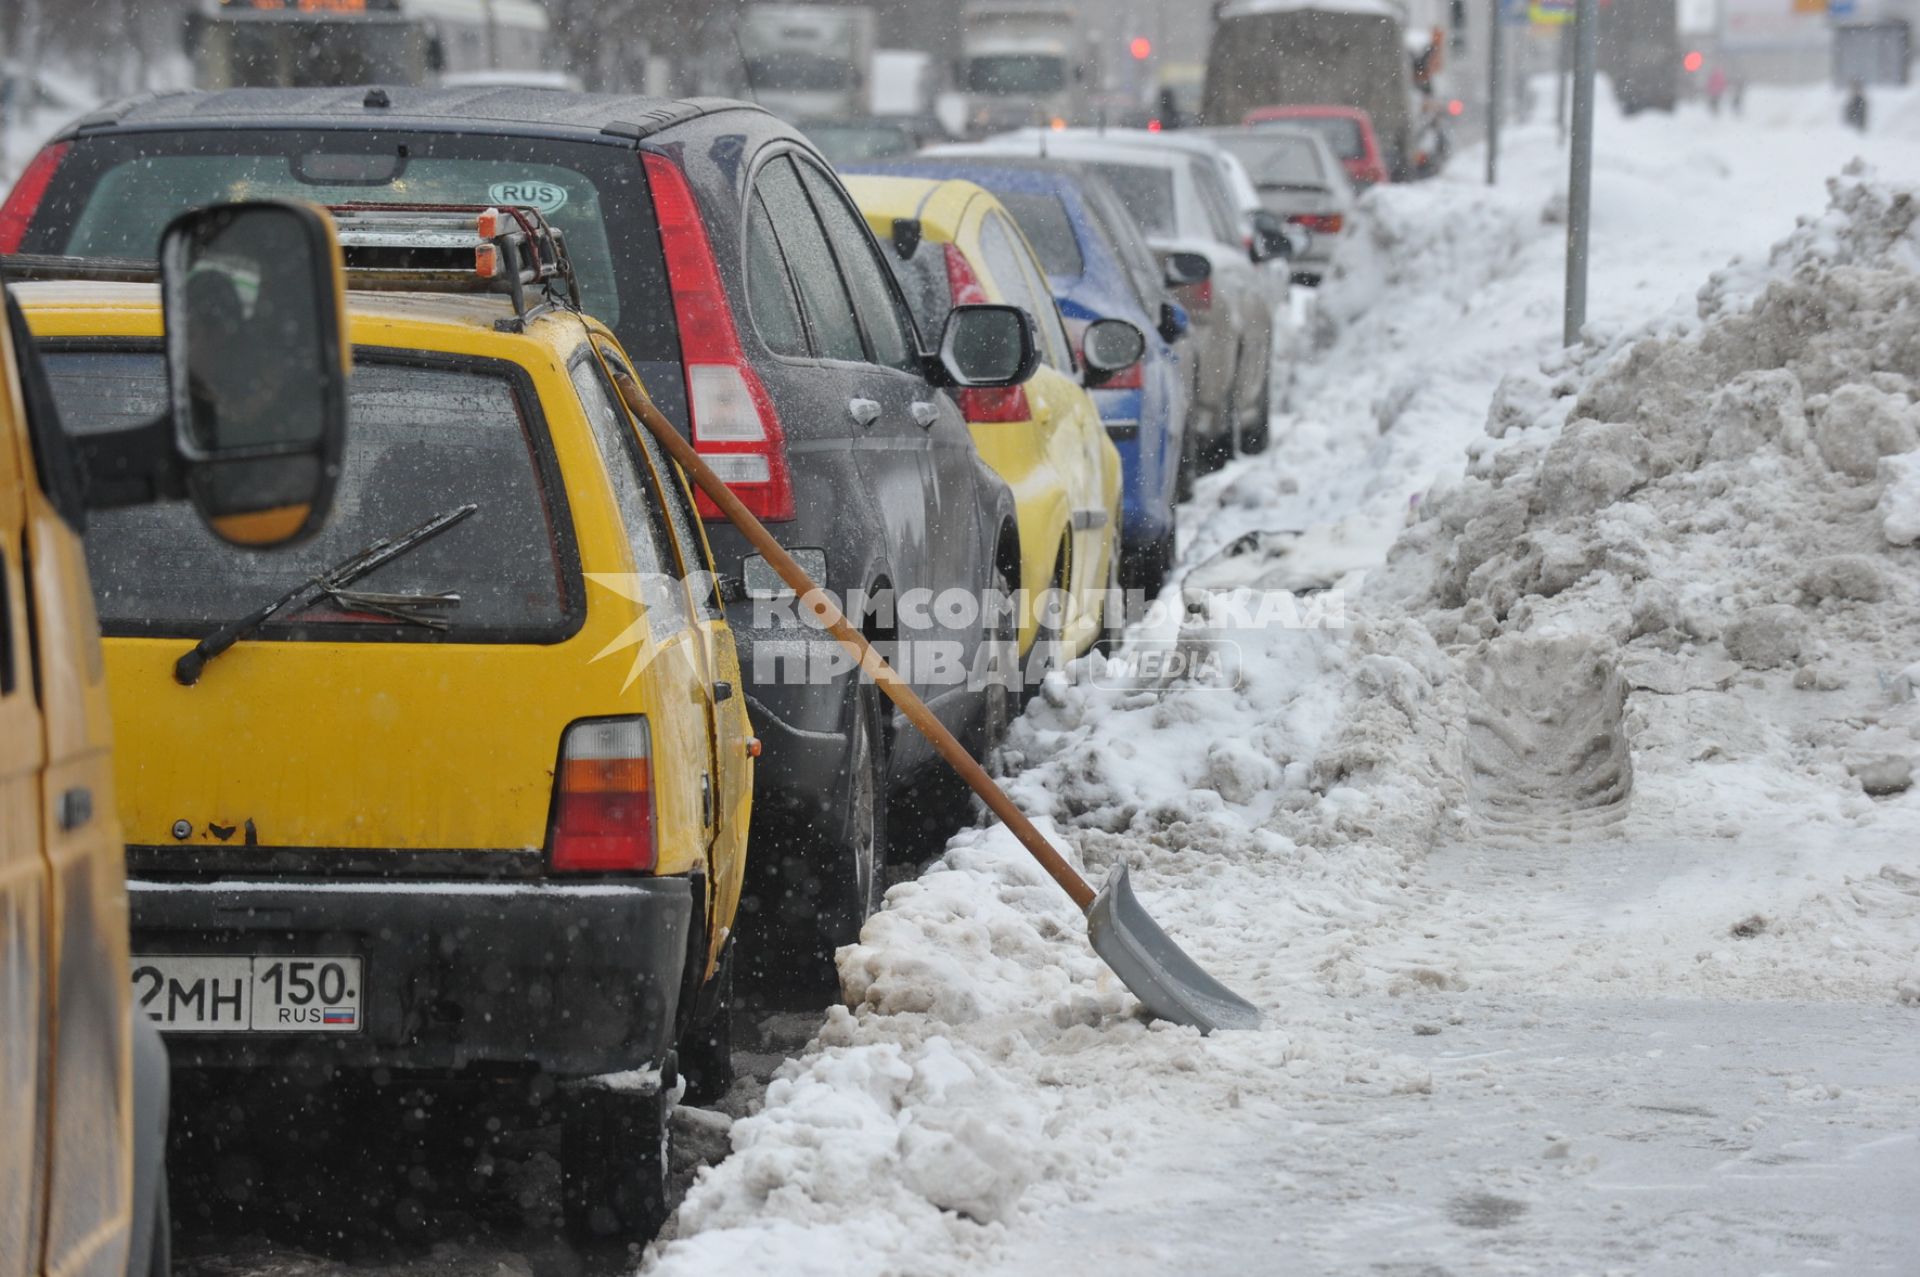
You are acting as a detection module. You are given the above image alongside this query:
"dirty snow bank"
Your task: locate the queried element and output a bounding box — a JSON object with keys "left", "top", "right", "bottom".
{"left": 1361, "top": 167, "right": 1920, "bottom": 1002}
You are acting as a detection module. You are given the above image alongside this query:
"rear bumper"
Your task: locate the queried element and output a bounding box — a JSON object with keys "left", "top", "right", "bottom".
{"left": 128, "top": 875, "right": 692, "bottom": 1076}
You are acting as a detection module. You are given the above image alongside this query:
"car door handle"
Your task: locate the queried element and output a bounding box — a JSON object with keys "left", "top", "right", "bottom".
{"left": 849, "top": 398, "right": 881, "bottom": 427}
{"left": 910, "top": 401, "right": 939, "bottom": 428}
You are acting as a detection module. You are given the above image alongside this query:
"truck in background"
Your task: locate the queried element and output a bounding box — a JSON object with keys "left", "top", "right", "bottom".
{"left": 739, "top": 3, "right": 879, "bottom": 121}
{"left": 185, "top": 0, "right": 551, "bottom": 89}
{"left": 1599, "top": 0, "right": 1681, "bottom": 113}
{"left": 1202, "top": 0, "right": 1418, "bottom": 180}
{"left": 958, "top": 2, "right": 1083, "bottom": 135}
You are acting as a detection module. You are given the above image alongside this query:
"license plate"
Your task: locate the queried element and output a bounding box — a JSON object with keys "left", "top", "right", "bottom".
{"left": 131, "top": 956, "right": 364, "bottom": 1033}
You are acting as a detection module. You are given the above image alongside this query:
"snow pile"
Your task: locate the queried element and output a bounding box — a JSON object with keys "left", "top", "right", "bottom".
{"left": 1361, "top": 167, "right": 1920, "bottom": 999}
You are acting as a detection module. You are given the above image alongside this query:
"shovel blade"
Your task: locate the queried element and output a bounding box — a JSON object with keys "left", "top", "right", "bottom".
{"left": 1086, "top": 865, "right": 1262, "bottom": 1033}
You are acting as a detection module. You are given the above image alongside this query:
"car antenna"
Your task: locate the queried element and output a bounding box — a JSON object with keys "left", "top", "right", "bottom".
{"left": 730, "top": 25, "right": 763, "bottom": 106}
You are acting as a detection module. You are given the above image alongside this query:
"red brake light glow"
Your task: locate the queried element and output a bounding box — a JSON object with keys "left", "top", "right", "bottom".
{"left": 0, "top": 142, "right": 69, "bottom": 255}
{"left": 643, "top": 152, "right": 795, "bottom": 522}
{"left": 1287, "top": 212, "right": 1345, "bottom": 235}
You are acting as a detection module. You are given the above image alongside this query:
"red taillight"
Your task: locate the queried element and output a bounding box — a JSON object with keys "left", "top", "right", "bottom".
{"left": 643, "top": 152, "right": 795, "bottom": 522}
{"left": 1178, "top": 277, "right": 1213, "bottom": 311}
{"left": 0, "top": 142, "right": 69, "bottom": 255}
{"left": 1287, "top": 212, "right": 1345, "bottom": 235}
{"left": 943, "top": 242, "right": 989, "bottom": 306}
{"left": 548, "top": 717, "right": 656, "bottom": 873}
{"left": 955, "top": 384, "right": 1033, "bottom": 422}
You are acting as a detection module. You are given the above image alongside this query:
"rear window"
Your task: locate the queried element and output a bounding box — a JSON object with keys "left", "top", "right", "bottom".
{"left": 992, "top": 192, "right": 1084, "bottom": 279}
{"left": 1280, "top": 116, "right": 1365, "bottom": 161}
{"left": 44, "top": 349, "right": 579, "bottom": 642}
{"left": 25, "top": 131, "right": 673, "bottom": 363}
{"left": 1216, "top": 135, "right": 1326, "bottom": 190}
{"left": 1087, "top": 163, "right": 1175, "bottom": 237}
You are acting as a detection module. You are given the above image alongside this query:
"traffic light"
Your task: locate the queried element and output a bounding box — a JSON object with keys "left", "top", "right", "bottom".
{"left": 1130, "top": 36, "right": 1152, "bottom": 60}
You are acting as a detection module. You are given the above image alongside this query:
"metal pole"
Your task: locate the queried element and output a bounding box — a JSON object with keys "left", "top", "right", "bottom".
{"left": 1556, "top": 23, "right": 1569, "bottom": 142}
{"left": 1487, "top": 0, "right": 1503, "bottom": 184}
{"left": 1564, "top": 0, "right": 1597, "bottom": 345}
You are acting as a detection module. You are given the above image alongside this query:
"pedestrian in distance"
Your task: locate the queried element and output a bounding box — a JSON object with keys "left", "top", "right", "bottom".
{"left": 1706, "top": 66, "right": 1727, "bottom": 115}
{"left": 1844, "top": 80, "right": 1869, "bottom": 132}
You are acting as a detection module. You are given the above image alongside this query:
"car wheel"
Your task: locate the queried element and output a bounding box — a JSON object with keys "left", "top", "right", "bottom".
{"left": 1175, "top": 418, "right": 1199, "bottom": 503}
{"left": 1201, "top": 384, "right": 1236, "bottom": 472}
{"left": 1125, "top": 512, "right": 1177, "bottom": 595}
{"left": 1241, "top": 377, "right": 1272, "bottom": 455}
{"left": 1093, "top": 538, "right": 1124, "bottom": 656}
{"left": 561, "top": 1081, "right": 670, "bottom": 1248}
{"left": 820, "top": 685, "right": 888, "bottom": 946}
{"left": 677, "top": 938, "right": 734, "bottom": 1107}
{"left": 979, "top": 565, "right": 1018, "bottom": 771}
{"left": 1023, "top": 544, "right": 1071, "bottom": 705}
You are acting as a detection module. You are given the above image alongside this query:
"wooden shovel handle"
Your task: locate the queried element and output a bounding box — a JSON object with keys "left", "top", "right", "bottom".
{"left": 610, "top": 368, "right": 1097, "bottom": 913}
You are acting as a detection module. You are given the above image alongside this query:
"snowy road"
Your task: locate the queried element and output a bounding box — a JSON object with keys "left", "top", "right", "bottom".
{"left": 649, "top": 87, "right": 1920, "bottom": 1276}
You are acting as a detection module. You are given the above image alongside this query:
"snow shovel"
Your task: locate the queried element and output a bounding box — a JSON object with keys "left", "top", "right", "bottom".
{"left": 609, "top": 368, "right": 1261, "bottom": 1034}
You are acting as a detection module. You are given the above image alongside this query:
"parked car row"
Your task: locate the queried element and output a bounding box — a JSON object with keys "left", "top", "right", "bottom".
{"left": 0, "top": 81, "right": 1345, "bottom": 1265}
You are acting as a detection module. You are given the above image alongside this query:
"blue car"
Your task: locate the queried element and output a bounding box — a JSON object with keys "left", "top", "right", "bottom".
{"left": 846, "top": 156, "right": 1192, "bottom": 590}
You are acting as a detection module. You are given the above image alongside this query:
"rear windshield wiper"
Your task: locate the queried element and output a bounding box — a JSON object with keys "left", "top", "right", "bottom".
{"left": 173, "top": 504, "right": 478, "bottom": 686}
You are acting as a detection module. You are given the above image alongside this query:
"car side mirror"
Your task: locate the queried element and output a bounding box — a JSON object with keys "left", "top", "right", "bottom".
{"left": 1162, "top": 250, "right": 1211, "bottom": 288}
{"left": 1080, "top": 318, "right": 1146, "bottom": 387}
{"left": 1157, "top": 300, "right": 1189, "bottom": 344}
{"left": 1248, "top": 211, "right": 1294, "bottom": 263}
{"left": 935, "top": 303, "right": 1040, "bottom": 388}
{"left": 159, "top": 201, "right": 350, "bottom": 546}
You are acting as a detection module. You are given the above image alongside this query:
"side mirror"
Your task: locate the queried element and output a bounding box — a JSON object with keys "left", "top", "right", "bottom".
{"left": 160, "top": 201, "right": 350, "bottom": 546}
{"left": 1162, "top": 250, "right": 1211, "bottom": 288}
{"left": 935, "top": 303, "right": 1040, "bottom": 389}
{"left": 1081, "top": 318, "right": 1146, "bottom": 386}
{"left": 1157, "top": 300, "right": 1189, "bottom": 344}
{"left": 1248, "top": 210, "right": 1295, "bottom": 263}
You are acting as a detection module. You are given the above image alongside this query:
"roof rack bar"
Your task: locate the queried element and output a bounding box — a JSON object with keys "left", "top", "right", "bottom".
{"left": 325, "top": 202, "right": 582, "bottom": 328}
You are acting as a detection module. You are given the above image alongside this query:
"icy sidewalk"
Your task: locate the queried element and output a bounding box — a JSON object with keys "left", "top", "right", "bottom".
{"left": 645, "top": 97, "right": 1920, "bottom": 1276}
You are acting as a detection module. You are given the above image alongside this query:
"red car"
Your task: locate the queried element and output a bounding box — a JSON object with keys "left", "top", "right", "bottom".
{"left": 1243, "top": 105, "right": 1391, "bottom": 188}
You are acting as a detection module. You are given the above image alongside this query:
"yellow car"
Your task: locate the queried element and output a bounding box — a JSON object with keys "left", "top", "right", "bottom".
{"left": 21, "top": 207, "right": 753, "bottom": 1247}
{"left": 846, "top": 176, "right": 1135, "bottom": 681}
{"left": 4, "top": 201, "right": 351, "bottom": 1277}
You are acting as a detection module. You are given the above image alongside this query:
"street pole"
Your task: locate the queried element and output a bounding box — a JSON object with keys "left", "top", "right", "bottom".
{"left": 1487, "top": 0, "right": 1503, "bottom": 184}
{"left": 1564, "top": 0, "right": 1597, "bottom": 345}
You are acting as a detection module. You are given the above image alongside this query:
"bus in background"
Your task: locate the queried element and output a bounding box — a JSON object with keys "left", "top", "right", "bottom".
{"left": 184, "top": 0, "right": 551, "bottom": 90}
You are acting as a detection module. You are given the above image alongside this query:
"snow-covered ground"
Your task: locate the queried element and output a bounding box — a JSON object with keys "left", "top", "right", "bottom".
{"left": 647, "top": 91, "right": 1920, "bottom": 1275}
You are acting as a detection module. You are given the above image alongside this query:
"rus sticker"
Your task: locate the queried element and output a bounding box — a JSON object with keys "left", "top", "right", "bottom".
{"left": 487, "top": 180, "right": 569, "bottom": 215}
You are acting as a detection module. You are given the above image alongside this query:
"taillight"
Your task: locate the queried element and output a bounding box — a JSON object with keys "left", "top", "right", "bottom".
{"left": 548, "top": 717, "right": 656, "bottom": 873}
{"left": 943, "top": 242, "right": 989, "bottom": 306}
{"left": 643, "top": 152, "right": 795, "bottom": 522}
{"left": 1287, "top": 212, "right": 1345, "bottom": 235}
{"left": 1178, "top": 277, "right": 1214, "bottom": 311}
{"left": 955, "top": 385, "right": 1033, "bottom": 422}
{"left": 0, "top": 142, "right": 68, "bottom": 255}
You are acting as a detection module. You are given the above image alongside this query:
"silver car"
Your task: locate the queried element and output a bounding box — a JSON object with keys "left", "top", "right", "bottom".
{"left": 1197, "top": 126, "right": 1356, "bottom": 287}
{"left": 941, "top": 128, "right": 1289, "bottom": 466}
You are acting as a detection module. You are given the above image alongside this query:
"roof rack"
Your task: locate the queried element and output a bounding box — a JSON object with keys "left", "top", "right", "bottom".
{"left": 329, "top": 203, "right": 582, "bottom": 331}
{"left": 3, "top": 203, "right": 584, "bottom": 333}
